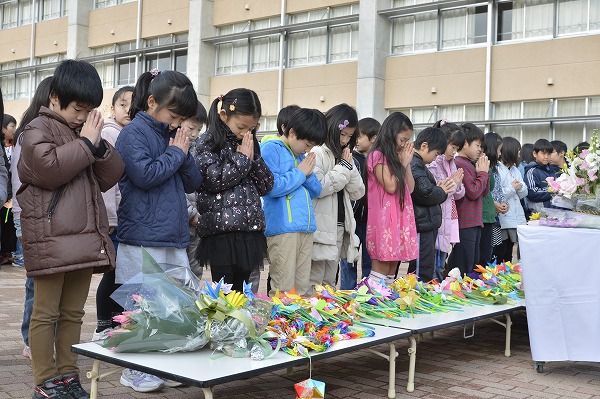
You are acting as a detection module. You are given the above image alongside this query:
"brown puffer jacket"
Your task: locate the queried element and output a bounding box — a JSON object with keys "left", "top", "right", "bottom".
{"left": 17, "top": 107, "right": 125, "bottom": 278}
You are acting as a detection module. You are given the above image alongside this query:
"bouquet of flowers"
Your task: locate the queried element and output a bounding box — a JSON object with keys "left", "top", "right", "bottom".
{"left": 546, "top": 129, "right": 600, "bottom": 211}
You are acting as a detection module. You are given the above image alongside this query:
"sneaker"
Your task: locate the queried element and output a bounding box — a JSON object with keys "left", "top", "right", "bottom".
{"left": 32, "top": 376, "right": 72, "bottom": 399}
{"left": 62, "top": 373, "right": 89, "bottom": 399}
{"left": 91, "top": 327, "right": 117, "bottom": 342}
{"left": 12, "top": 257, "right": 25, "bottom": 268}
{"left": 120, "top": 369, "right": 165, "bottom": 392}
{"left": 163, "top": 379, "right": 184, "bottom": 388}
{"left": 22, "top": 345, "right": 32, "bottom": 360}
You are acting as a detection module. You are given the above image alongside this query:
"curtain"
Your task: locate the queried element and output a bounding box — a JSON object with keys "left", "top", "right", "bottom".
{"left": 441, "top": 8, "right": 466, "bottom": 48}
{"left": 288, "top": 31, "right": 308, "bottom": 66}
{"left": 412, "top": 107, "right": 436, "bottom": 124}
{"left": 589, "top": 97, "right": 600, "bottom": 115}
{"left": 558, "top": 0, "right": 588, "bottom": 35}
{"left": 554, "top": 122, "right": 585, "bottom": 149}
{"left": 216, "top": 43, "right": 233, "bottom": 75}
{"left": 465, "top": 104, "right": 485, "bottom": 121}
{"left": 0, "top": 75, "right": 15, "bottom": 100}
{"left": 330, "top": 24, "right": 357, "bottom": 61}
{"left": 16, "top": 73, "right": 29, "bottom": 99}
{"left": 19, "top": 0, "right": 32, "bottom": 25}
{"left": 438, "top": 105, "right": 464, "bottom": 122}
{"left": 522, "top": 123, "right": 551, "bottom": 144}
{"left": 231, "top": 40, "right": 248, "bottom": 73}
{"left": 308, "top": 28, "right": 327, "bottom": 64}
{"left": 524, "top": 0, "right": 553, "bottom": 38}
{"left": 494, "top": 102, "right": 521, "bottom": 120}
{"left": 591, "top": 0, "right": 600, "bottom": 30}
{"left": 523, "top": 100, "right": 552, "bottom": 118}
{"left": 2, "top": 2, "right": 17, "bottom": 29}
{"left": 391, "top": 16, "right": 414, "bottom": 54}
{"left": 415, "top": 11, "right": 437, "bottom": 51}
{"left": 467, "top": 6, "right": 487, "bottom": 44}
{"left": 492, "top": 125, "right": 522, "bottom": 142}
{"left": 251, "top": 37, "right": 269, "bottom": 70}
{"left": 556, "top": 98, "right": 585, "bottom": 117}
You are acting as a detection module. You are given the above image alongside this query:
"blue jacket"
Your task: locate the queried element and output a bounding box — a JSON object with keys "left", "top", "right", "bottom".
{"left": 260, "top": 135, "right": 322, "bottom": 236}
{"left": 115, "top": 112, "right": 203, "bottom": 248}
{"left": 524, "top": 162, "right": 557, "bottom": 210}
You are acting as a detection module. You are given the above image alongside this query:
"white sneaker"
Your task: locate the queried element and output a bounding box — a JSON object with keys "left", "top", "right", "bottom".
{"left": 120, "top": 369, "right": 165, "bottom": 392}
{"left": 163, "top": 379, "right": 184, "bottom": 387}
{"left": 91, "top": 326, "right": 118, "bottom": 342}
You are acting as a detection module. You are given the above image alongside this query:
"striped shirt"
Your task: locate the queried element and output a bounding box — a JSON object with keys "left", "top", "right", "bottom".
{"left": 455, "top": 156, "right": 490, "bottom": 229}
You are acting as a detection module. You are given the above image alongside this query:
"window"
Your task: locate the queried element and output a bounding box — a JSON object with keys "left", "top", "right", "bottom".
{"left": 590, "top": 97, "right": 600, "bottom": 115}
{"left": 1, "top": 1, "right": 17, "bottom": 29}
{"left": 0, "top": 74, "right": 15, "bottom": 99}
{"left": 250, "top": 35, "right": 280, "bottom": 71}
{"left": 19, "top": 0, "right": 31, "bottom": 24}
{"left": 330, "top": 3, "right": 360, "bottom": 17}
{"left": 497, "top": 0, "right": 553, "bottom": 42}
{"left": 441, "top": 5, "right": 487, "bottom": 49}
{"left": 288, "top": 28, "right": 327, "bottom": 66}
{"left": 174, "top": 50, "right": 187, "bottom": 74}
{"left": 94, "top": 0, "right": 135, "bottom": 9}
{"left": 391, "top": 12, "right": 437, "bottom": 54}
{"left": 37, "top": 53, "right": 65, "bottom": 65}
{"left": 145, "top": 52, "right": 172, "bottom": 72}
{"left": 329, "top": 23, "right": 358, "bottom": 62}
{"left": 411, "top": 107, "right": 437, "bottom": 124}
{"left": 494, "top": 101, "right": 521, "bottom": 120}
{"left": 117, "top": 57, "right": 136, "bottom": 86}
{"left": 557, "top": 98, "right": 586, "bottom": 117}
{"left": 523, "top": 100, "right": 552, "bottom": 118}
{"left": 558, "top": 0, "right": 600, "bottom": 35}
{"left": 392, "top": 0, "right": 437, "bottom": 6}
{"left": 16, "top": 72, "right": 29, "bottom": 99}
{"left": 258, "top": 116, "right": 277, "bottom": 136}
{"left": 93, "top": 60, "right": 115, "bottom": 88}
{"left": 40, "top": 0, "right": 66, "bottom": 21}
{"left": 216, "top": 40, "right": 248, "bottom": 75}
{"left": 36, "top": 68, "right": 54, "bottom": 86}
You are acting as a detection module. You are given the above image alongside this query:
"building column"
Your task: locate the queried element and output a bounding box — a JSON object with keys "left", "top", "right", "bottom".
{"left": 66, "top": 0, "right": 92, "bottom": 59}
{"left": 356, "top": 0, "right": 389, "bottom": 122}
{"left": 188, "top": 0, "right": 216, "bottom": 107}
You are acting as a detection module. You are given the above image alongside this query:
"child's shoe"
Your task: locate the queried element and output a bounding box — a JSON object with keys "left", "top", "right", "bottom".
{"left": 120, "top": 369, "right": 165, "bottom": 392}
{"left": 32, "top": 376, "right": 72, "bottom": 399}
{"left": 22, "top": 345, "right": 32, "bottom": 360}
{"left": 91, "top": 326, "right": 118, "bottom": 342}
{"left": 12, "top": 257, "right": 25, "bottom": 268}
{"left": 62, "top": 373, "right": 89, "bottom": 399}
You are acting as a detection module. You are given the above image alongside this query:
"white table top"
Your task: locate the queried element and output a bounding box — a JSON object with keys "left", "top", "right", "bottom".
{"left": 72, "top": 324, "right": 411, "bottom": 388}
{"left": 364, "top": 302, "right": 525, "bottom": 333}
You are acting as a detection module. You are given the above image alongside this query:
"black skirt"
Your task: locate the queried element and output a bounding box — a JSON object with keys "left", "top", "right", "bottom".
{"left": 197, "top": 231, "right": 267, "bottom": 275}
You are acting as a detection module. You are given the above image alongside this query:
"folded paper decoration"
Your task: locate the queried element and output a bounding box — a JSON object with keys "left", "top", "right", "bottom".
{"left": 294, "top": 378, "right": 325, "bottom": 398}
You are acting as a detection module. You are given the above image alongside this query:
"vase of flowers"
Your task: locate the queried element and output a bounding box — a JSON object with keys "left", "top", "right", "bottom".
{"left": 546, "top": 129, "right": 600, "bottom": 213}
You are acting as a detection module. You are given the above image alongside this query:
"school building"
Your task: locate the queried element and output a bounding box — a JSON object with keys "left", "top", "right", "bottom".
{"left": 1, "top": 0, "right": 599, "bottom": 149}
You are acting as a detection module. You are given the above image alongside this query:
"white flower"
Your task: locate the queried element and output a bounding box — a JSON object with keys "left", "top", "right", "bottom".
{"left": 448, "top": 268, "right": 462, "bottom": 280}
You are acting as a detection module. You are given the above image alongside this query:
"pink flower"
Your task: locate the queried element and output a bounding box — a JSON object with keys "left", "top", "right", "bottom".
{"left": 132, "top": 294, "right": 143, "bottom": 303}
{"left": 546, "top": 177, "right": 560, "bottom": 191}
{"left": 112, "top": 314, "right": 132, "bottom": 325}
{"left": 581, "top": 161, "right": 590, "bottom": 170}
{"left": 580, "top": 149, "right": 590, "bottom": 159}
{"left": 588, "top": 169, "right": 598, "bottom": 181}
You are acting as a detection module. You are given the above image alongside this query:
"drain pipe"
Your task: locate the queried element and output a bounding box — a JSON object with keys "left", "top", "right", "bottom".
{"left": 277, "top": 0, "right": 286, "bottom": 111}
{"left": 29, "top": 0, "right": 37, "bottom": 100}
{"left": 484, "top": 0, "right": 493, "bottom": 131}
{"left": 135, "top": 0, "right": 143, "bottom": 81}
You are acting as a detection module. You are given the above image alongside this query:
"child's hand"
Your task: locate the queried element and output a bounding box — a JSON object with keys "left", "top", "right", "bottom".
{"left": 189, "top": 214, "right": 200, "bottom": 227}
{"left": 476, "top": 154, "right": 490, "bottom": 173}
{"left": 398, "top": 141, "right": 414, "bottom": 167}
{"left": 80, "top": 109, "right": 103, "bottom": 147}
{"left": 236, "top": 131, "right": 254, "bottom": 159}
{"left": 495, "top": 201, "right": 509, "bottom": 214}
{"left": 169, "top": 128, "right": 190, "bottom": 155}
{"left": 298, "top": 152, "right": 316, "bottom": 176}
{"left": 342, "top": 147, "right": 353, "bottom": 164}
{"left": 512, "top": 178, "right": 522, "bottom": 191}
{"left": 452, "top": 168, "right": 464, "bottom": 185}
{"left": 438, "top": 178, "right": 456, "bottom": 194}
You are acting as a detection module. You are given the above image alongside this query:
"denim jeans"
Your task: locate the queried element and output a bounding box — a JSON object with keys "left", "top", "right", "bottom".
{"left": 339, "top": 222, "right": 371, "bottom": 290}
{"left": 15, "top": 218, "right": 33, "bottom": 346}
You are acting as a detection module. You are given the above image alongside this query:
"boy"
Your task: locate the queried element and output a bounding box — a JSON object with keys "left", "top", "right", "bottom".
{"left": 182, "top": 101, "right": 208, "bottom": 280}
{"left": 260, "top": 108, "right": 326, "bottom": 296}
{"left": 339, "top": 117, "right": 380, "bottom": 290}
{"left": 408, "top": 127, "right": 454, "bottom": 282}
{"left": 525, "top": 138, "right": 556, "bottom": 212}
{"left": 447, "top": 123, "right": 490, "bottom": 275}
{"left": 550, "top": 140, "right": 568, "bottom": 170}
{"left": 276, "top": 104, "right": 300, "bottom": 136}
{"left": 18, "top": 60, "right": 125, "bottom": 399}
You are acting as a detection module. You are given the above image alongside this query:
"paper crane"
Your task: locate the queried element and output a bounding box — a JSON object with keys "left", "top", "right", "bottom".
{"left": 294, "top": 378, "right": 325, "bottom": 398}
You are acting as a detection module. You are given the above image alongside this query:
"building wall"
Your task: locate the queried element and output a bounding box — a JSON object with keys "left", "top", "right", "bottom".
{"left": 141, "top": 0, "right": 190, "bottom": 37}
{"left": 35, "top": 18, "right": 68, "bottom": 57}
{"left": 0, "top": 26, "right": 31, "bottom": 62}
{"left": 88, "top": 2, "right": 138, "bottom": 48}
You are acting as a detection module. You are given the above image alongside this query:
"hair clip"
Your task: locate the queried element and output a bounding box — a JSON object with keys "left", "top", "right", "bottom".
{"left": 338, "top": 119, "right": 350, "bottom": 131}
{"left": 229, "top": 98, "right": 237, "bottom": 112}
{"left": 440, "top": 118, "right": 450, "bottom": 126}
{"left": 149, "top": 68, "right": 160, "bottom": 77}
{"left": 218, "top": 95, "right": 223, "bottom": 101}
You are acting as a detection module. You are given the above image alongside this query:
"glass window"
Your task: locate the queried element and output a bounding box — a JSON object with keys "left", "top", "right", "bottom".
{"left": 329, "top": 24, "right": 358, "bottom": 62}
{"left": 493, "top": 124, "right": 522, "bottom": 141}
{"left": 498, "top": 0, "right": 553, "bottom": 41}
{"left": 216, "top": 40, "right": 248, "bottom": 75}
{"left": 411, "top": 107, "right": 436, "bottom": 124}
{"left": 438, "top": 105, "right": 464, "bottom": 122}
{"left": 391, "top": 12, "right": 437, "bottom": 54}
{"left": 0, "top": 74, "right": 15, "bottom": 100}
{"left": 174, "top": 50, "right": 187, "bottom": 74}
{"left": 558, "top": 0, "right": 588, "bottom": 35}
{"left": 288, "top": 28, "right": 327, "bottom": 66}
{"left": 465, "top": 104, "right": 485, "bottom": 120}
{"left": 40, "top": 0, "right": 63, "bottom": 21}
{"left": 441, "top": 5, "right": 487, "bottom": 49}
{"left": 557, "top": 98, "right": 585, "bottom": 117}
{"left": 117, "top": 57, "right": 136, "bottom": 86}
{"left": 1, "top": 1, "right": 17, "bottom": 29}
{"left": 592, "top": 1, "right": 600, "bottom": 30}
{"left": 36, "top": 68, "right": 54, "bottom": 86}
{"left": 589, "top": 97, "right": 600, "bottom": 115}
{"left": 250, "top": 35, "right": 280, "bottom": 71}
{"left": 16, "top": 72, "right": 29, "bottom": 98}
{"left": 145, "top": 52, "right": 171, "bottom": 72}
{"left": 554, "top": 122, "right": 584, "bottom": 149}
{"left": 92, "top": 60, "right": 115, "bottom": 88}
{"left": 392, "top": 0, "right": 437, "bottom": 6}
{"left": 522, "top": 123, "right": 551, "bottom": 143}
{"left": 523, "top": 100, "right": 552, "bottom": 118}
{"left": 19, "top": 0, "right": 32, "bottom": 25}
{"left": 494, "top": 102, "right": 521, "bottom": 120}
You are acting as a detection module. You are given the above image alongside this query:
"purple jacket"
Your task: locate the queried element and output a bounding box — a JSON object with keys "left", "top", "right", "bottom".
{"left": 427, "top": 154, "right": 465, "bottom": 252}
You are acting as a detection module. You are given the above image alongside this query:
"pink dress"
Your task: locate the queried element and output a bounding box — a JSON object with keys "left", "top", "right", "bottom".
{"left": 366, "top": 150, "right": 418, "bottom": 262}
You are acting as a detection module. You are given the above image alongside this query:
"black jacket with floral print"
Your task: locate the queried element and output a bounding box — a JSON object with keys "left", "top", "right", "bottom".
{"left": 194, "top": 129, "right": 274, "bottom": 238}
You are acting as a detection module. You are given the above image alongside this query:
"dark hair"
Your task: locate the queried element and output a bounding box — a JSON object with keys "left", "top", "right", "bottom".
{"left": 50, "top": 59, "right": 103, "bottom": 109}
{"left": 573, "top": 141, "right": 590, "bottom": 155}
{"left": 323, "top": 103, "right": 358, "bottom": 159}
{"left": 521, "top": 143, "right": 534, "bottom": 163}
{"left": 501, "top": 136, "right": 521, "bottom": 168}
{"left": 415, "top": 127, "right": 447, "bottom": 154}
{"left": 111, "top": 86, "right": 133, "bottom": 106}
{"left": 460, "top": 122, "right": 485, "bottom": 145}
{"left": 284, "top": 108, "right": 327, "bottom": 145}
{"left": 187, "top": 101, "right": 208, "bottom": 125}
{"left": 551, "top": 140, "right": 567, "bottom": 155}
{"left": 129, "top": 70, "right": 198, "bottom": 120}
{"left": 370, "top": 112, "right": 413, "bottom": 208}
{"left": 434, "top": 120, "right": 464, "bottom": 150}
{"left": 207, "top": 88, "right": 262, "bottom": 152}
{"left": 0, "top": 87, "right": 3, "bottom": 143}
{"left": 14, "top": 76, "right": 53, "bottom": 144}
{"left": 533, "top": 138, "right": 553, "bottom": 154}
{"left": 2, "top": 114, "right": 16, "bottom": 129}
{"left": 483, "top": 132, "right": 503, "bottom": 171}
{"left": 276, "top": 104, "right": 300, "bottom": 136}
{"left": 358, "top": 117, "right": 381, "bottom": 139}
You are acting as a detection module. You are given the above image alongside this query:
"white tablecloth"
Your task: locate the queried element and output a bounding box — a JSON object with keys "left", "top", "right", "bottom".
{"left": 518, "top": 224, "right": 600, "bottom": 362}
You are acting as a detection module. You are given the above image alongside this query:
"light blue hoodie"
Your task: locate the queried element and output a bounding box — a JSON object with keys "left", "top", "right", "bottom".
{"left": 260, "top": 135, "right": 322, "bottom": 236}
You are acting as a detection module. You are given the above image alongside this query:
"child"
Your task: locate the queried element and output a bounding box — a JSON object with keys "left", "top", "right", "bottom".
{"left": 427, "top": 120, "right": 465, "bottom": 280}
{"left": 261, "top": 108, "right": 326, "bottom": 296}
{"left": 310, "top": 104, "right": 365, "bottom": 292}
{"left": 524, "top": 138, "right": 555, "bottom": 212}
{"left": 276, "top": 104, "right": 300, "bottom": 135}
{"left": 408, "top": 127, "right": 455, "bottom": 282}
{"left": 339, "top": 117, "right": 380, "bottom": 290}
{"left": 181, "top": 101, "right": 208, "bottom": 279}
{"left": 18, "top": 59, "right": 124, "bottom": 399}
{"left": 550, "top": 140, "right": 568, "bottom": 170}
{"left": 1, "top": 114, "right": 16, "bottom": 265}
{"left": 447, "top": 123, "right": 490, "bottom": 275}
{"left": 365, "top": 112, "right": 417, "bottom": 285}
{"left": 195, "top": 88, "right": 274, "bottom": 291}
{"left": 11, "top": 76, "right": 52, "bottom": 361}
{"left": 93, "top": 85, "right": 133, "bottom": 341}
{"left": 496, "top": 136, "right": 527, "bottom": 263}
{"left": 115, "top": 70, "right": 201, "bottom": 393}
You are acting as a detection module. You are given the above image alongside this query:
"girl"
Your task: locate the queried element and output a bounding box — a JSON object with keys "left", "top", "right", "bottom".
{"left": 12, "top": 76, "right": 53, "bottom": 360}
{"left": 93, "top": 86, "right": 133, "bottom": 341}
{"left": 496, "top": 136, "right": 527, "bottom": 262}
{"left": 115, "top": 70, "right": 201, "bottom": 393}
{"left": 366, "top": 112, "right": 418, "bottom": 285}
{"left": 428, "top": 120, "right": 465, "bottom": 280}
{"left": 195, "top": 88, "right": 274, "bottom": 291}
{"left": 1, "top": 114, "right": 17, "bottom": 266}
{"left": 310, "top": 104, "right": 364, "bottom": 292}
